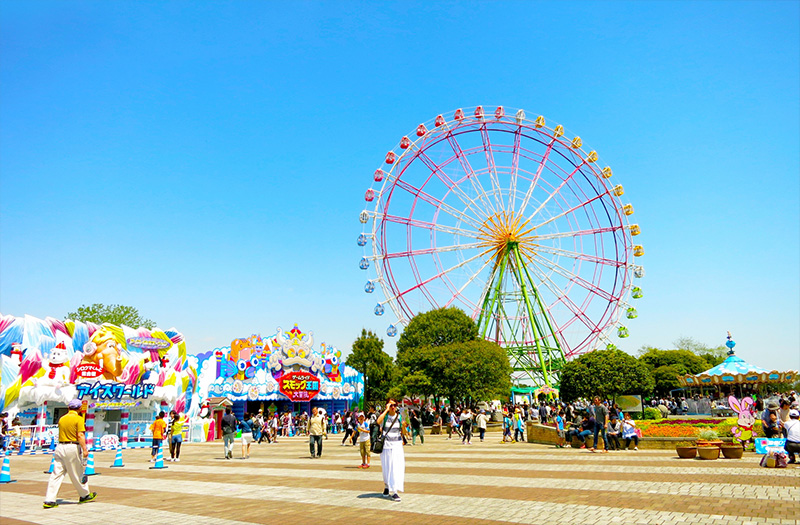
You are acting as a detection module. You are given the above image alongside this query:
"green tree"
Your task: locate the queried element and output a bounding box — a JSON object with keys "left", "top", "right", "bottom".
{"left": 651, "top": 365, "right": 683, "bottom": 396}
{"left": 346, "top": 329, "right": 394, "bottom": 406}
{"left": 394, "top": 308, "right": 509, "bottom": 405}
{"left": 67, "top": 303, "right": 155, "bottom": 329}
{"left": 396, "top": 307, "right": 478, "bottom": 357}
{"left": 638, "top": 348, "right": 710, "bottom": 375}
{"left": 438, "top": 340, "right": 512, "bottom": 405}
{"left": 559, "top": 349, "right": 654, "bottom": 402}
{"left": 673, "top": 336, "right": 727, "bottom": 367}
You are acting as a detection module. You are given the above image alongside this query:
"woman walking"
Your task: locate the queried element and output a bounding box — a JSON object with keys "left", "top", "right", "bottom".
{"left": 377, "top": 399, "right": 408, "bottom": 502}
{"left": 239, "top": 413, "right": 254, "bottom": 459}
{"left": 169, "top": 411, "right": 185, "bottom": 461}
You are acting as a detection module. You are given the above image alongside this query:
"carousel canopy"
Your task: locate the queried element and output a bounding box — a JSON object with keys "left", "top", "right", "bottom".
{"left": 677, "top": 352, "right": 797, "bottom": 388}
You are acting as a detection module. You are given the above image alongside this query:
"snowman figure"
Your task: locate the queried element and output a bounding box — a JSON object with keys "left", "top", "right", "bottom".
{"left": 37, "top": 342, "right": 71, "bottom": 387}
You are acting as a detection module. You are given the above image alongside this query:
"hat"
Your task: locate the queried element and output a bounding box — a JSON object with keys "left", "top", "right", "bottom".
{"left": 767, "top": 401, "right": 780, "bottom": 410}
{"left": 789, "top": 409, "right": 800, "bottom": 418}
{"left": 68, "top": 399, "right": 82, "bottom": 410}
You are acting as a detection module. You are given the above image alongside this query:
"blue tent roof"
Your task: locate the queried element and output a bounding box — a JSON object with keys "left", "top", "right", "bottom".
{"left": 700, "top": 354, "right": 770, "bottom": 377}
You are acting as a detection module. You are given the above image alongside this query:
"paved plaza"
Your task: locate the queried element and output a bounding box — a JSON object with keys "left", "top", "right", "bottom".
{"left": 1, "top": 434, "right": 798, "bottom": 525}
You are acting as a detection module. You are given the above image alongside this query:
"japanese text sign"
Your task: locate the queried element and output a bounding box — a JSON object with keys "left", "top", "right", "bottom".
{"left": 278, "top": 371, "right": 320, "bottom": 402}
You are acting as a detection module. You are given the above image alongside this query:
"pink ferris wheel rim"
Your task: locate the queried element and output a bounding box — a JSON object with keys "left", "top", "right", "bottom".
{"left": 360, "top": 106, "right": 639, "bottom": 358}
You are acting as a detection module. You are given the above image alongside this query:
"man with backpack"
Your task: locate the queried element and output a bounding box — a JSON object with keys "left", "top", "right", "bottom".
{"left": 221, "top": 407, "right": 238, "bottom": 460}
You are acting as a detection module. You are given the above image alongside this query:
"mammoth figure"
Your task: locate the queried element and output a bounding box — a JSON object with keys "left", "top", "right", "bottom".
{"left": 81, "top": 329, "right": 124, "bottom": 381}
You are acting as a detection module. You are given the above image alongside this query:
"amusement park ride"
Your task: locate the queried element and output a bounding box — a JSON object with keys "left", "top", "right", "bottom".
{"left": 358, "top": 106, "right": 644, "bottom": 388}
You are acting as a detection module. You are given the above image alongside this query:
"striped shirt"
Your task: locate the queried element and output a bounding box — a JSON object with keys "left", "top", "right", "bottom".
{"left": 383, "top": 414, "right": 402, "bottom": 442}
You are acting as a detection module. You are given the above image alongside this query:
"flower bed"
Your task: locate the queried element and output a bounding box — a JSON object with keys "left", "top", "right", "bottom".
{"left": 638, "top": 418, "right": 764, "bottom": 438}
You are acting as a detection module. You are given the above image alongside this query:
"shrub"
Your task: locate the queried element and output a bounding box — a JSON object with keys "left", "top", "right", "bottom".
{"left": 643, "top": 407, "right": 661, "bottom": 420}
{"left": 697, "top": 429, "right": 719, "bottom": 441}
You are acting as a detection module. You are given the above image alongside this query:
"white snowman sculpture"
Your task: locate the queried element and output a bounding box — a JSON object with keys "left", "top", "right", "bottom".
{"left": 37, "top": 342, "right": 71, "bottom": 387}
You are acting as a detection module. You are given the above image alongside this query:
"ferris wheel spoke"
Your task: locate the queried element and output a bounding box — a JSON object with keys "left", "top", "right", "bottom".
{"left": 526, "top": 260, "right": 603, "bottom": 334}
{"left": 382, "top": 214, "right": 482, "bottom": 239}
{"left": 393, "top": 178, "right": 485, "bottom": 230}
{"left": 533, "top": 244, "right": 624, "bottom": 269}
{"left": 382, "top": 242, "right": 484, "bottom": 260}
{"left": 530, "top": 193, "right": 607, "bottom": 232}
{"left": 530, "top": 253, "right": 617, "bottom": 303}
{"left": 443, "top": 130, "right": 498, "bottom": 216}
{"left": 526, "top": 161, "right": 587, "bottom": 221}
{"left": 442, "top": 255, "right": 494, "bottom": 308}
{"left": 508, "top": 129, "right": 522, "bottom": 212}
{"left": 380, "top": 249, "right": 489, "bottom": 304}
{"left": 533, "top": 225, "right": 623, "bottom": 242}
{"left": 518, "top": 138, "right": 556, "bottom": 214}
{"left": 413, "top": 148, "right": 493, "bottom": 223}
{"left": 479, "top": 125, "right": 505, "bottom": 213}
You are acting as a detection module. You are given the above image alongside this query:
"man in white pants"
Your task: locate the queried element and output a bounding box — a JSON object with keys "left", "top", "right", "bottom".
{"left": 43, "top": 399, "right": 97, "bottom": 508}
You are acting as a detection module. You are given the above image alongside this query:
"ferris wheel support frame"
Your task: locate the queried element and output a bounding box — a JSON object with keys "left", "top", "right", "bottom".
{"left": 477, "top": 241, "right": 567, "bottom": 387}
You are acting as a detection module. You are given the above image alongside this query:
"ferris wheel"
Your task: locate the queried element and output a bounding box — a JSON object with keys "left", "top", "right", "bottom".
{"left": 357, "top": 106, "right": 644, "bottom": 386}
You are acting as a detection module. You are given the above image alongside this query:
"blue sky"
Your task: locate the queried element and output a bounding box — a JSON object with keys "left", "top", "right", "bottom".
{"left": 2, "top": 1, "right": 798, "bottom": 372}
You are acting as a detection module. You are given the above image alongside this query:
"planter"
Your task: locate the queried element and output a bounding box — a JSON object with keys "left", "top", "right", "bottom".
{"left": 696, "top": 440, "right": 723, "bottom": 447}
{"left": 675, "top": 446, "right": 697, "bottom": 459}
{"left": 697, "top": 446, "right": 720, "bottom": 460}
{"left": 721, "top": 444, "right": 744, "bottom": 459}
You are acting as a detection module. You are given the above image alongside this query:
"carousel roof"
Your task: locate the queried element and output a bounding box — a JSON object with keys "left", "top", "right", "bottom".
{"left": 701, "top": 354, "right": 770, "bottom": 376}
{"left": 677, "top": 351, "right": 797, "bottom": 387}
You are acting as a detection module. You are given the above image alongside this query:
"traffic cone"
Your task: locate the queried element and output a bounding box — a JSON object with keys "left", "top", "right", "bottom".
{"left": 17, "top": 438, "right": 26, "bottom": 455}
{"left": 110, "top": 446, "right": 124, "bottom": 468}
{"left": 49, "top": 438, "right": 56, "bottom": 451}
{"left": 84, "top": 451, "right": 98, "bottom": 476}
{"left": 44, "top": 455, "right": 56, "bottom": 474}
{"left": 149, "top": 442, "right": 168, "bottom": 470}
{"left": 0, "top": 452, "right": 16, "bottom": 484}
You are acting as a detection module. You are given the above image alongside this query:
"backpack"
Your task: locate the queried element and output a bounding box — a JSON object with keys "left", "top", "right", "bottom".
{"left": 760, "top": 451, "right": 788, "bottom": 468}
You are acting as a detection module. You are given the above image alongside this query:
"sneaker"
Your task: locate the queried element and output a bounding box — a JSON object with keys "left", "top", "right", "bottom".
{"left": 43, "top": 502, "right": 58, "bottom": 509}
{"left": 383, "top": 488, "right": 389, "bottom": 496}
{"left": 149, "top": 458, "right": 155, "bottom": 462}
{"left": 391, "top": 493, "right": 401, "bottom": 502}
{"left": 364, "top": 464, "right": 370, "bottom": 468}
{"left": 175, "top": 458, "right": 180, "bottom": 462}
{"left": 580, "top": 445, "right": 586, "bottom": 449}
{"left": 79, "top": 492, "right": 97, "bottom": 504}
{"left": 634, "top": 447, "right": 638, "bottom": 451}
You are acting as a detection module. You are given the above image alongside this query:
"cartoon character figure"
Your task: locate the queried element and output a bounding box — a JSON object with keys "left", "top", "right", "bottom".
{"left": 10, "top": 342, "right": 23, "bottom": 362}
{"left": 81, "top": 329, "right": 124, "bottom": 381}
{"left": 227, "top": 338, "right": 261, "bottom": 380}
{"left": 36, "top": 341, "right": 71, "bottom": 387}
{"left": 729, "top": 395, "right": 756, "bottom": 445}
{"left": 321, "top": 343, "right": 342, "bottom": 382}
{"left": 141, "top": 356, "right": 160, "bottom": 384}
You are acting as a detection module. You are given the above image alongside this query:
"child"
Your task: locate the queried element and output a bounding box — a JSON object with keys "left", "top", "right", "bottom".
{"left": 502, "top": 411, "right": 513, "bottom": 442}
{"left": 555, "top": 410, "right": 566, "bottom": 448}
{"left": 356, "top": 413, "right": 371, "bottom": 468}
{"left": 150, "top": 411, "right": 167, "bottom": 462}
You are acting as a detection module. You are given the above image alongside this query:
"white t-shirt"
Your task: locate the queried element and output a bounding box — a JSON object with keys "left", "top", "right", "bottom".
{"left": 784, "top": 418, "right": 800, "bottom": 442}
{"left": 357, "top": 421, "right": 371, "bottom": 443}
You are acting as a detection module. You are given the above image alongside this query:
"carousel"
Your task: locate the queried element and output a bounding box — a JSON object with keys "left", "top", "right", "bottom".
{"left": 677, "top": 333, "right": 798, "bottom": 398}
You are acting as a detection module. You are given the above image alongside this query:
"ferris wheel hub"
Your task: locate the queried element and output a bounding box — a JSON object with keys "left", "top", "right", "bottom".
{"left": 478, "top": 211, "right": 538, "bottom": 263}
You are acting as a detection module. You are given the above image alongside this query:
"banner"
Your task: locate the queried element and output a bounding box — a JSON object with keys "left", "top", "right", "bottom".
{"left": 755, "top": 437, "right": 787, "bottom": 454}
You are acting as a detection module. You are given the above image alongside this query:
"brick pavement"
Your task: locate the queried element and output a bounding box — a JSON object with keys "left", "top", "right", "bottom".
{"left": 0, "top": 433, "right": 797, "bottom": 524}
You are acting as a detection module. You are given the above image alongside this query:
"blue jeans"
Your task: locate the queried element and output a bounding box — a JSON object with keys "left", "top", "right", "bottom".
{"left": 593, "top": 422, "right": 608, "bottom": 449}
